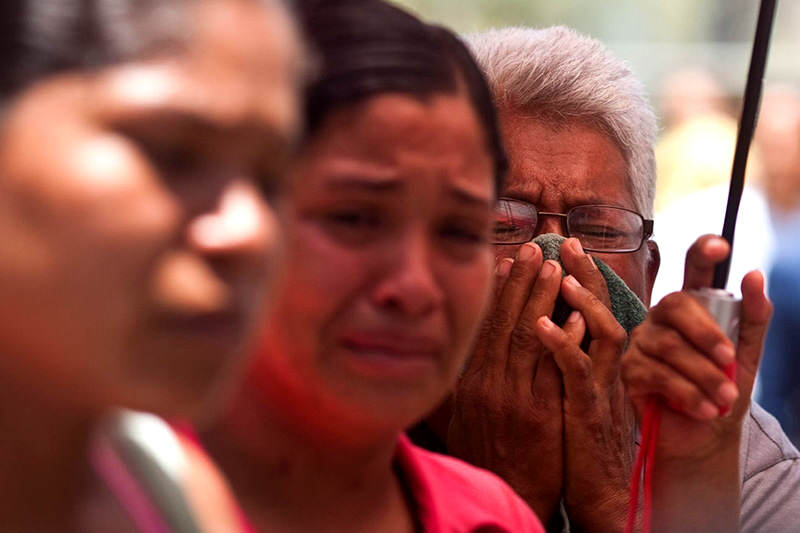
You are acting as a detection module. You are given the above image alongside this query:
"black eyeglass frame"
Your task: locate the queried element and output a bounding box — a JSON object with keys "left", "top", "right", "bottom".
{"left": 493, "top": 197, "right": 655, "bottom": 253}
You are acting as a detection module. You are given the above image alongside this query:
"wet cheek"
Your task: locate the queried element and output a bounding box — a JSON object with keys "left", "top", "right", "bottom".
{"left": 444, "top": 261, "right": 493, "bottom": 353}
{"left": 273, "top": 230, "right": 369, "bottom": 340}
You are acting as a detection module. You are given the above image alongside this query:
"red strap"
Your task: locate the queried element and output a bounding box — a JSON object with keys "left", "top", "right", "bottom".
{"left": 625, "top": 402, "right": 660, "bottom": 533}
{"left": 625, "top": 361, "right": 735, "bottom": 533}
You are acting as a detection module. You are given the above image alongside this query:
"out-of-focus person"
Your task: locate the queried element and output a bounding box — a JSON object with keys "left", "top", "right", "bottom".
{"left": 656, "top": 67, "right": 761, "bottom": 212}
{"left": 200, "top": 1, "right": 544, "bottom": 531}
{"left": 756, "top": 85, "right": 800, "bottom": 445}
{"left": 651, "top": 67, "right": 772, "bottom": 303}
{"left": 408, "top": 26, "right": 800, "bottom": 532}
{"left": 0, "top": 0, "right": 304, "bottom": 531}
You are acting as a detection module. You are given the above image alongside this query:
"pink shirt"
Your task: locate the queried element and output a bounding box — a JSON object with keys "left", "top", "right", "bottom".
{"left": 395, "top": 434, "right": 545, "bottom": 533}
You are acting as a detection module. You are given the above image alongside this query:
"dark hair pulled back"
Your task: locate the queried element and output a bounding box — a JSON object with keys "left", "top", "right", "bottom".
{"left": 0, "top": 0, "right": 193, "bottom": 105}
{"left": 296, "top": 0, "right": 507, "bottom": 192}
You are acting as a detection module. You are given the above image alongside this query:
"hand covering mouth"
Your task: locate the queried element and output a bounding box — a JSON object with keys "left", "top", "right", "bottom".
{"left": 532, "top": 233, "right": 647, "bottom": 335}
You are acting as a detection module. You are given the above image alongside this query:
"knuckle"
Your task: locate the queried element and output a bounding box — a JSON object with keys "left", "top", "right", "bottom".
{"left": 650, "top": 368, "right": 670, "bottom": 393}
{"left": 690, "top": 391, "right": 709, "bottom": 410}
{"left": 620, "top": 358, "right": 636, "bottom": 383}
{"left": 510, "top": 323, "right": 539, "bottom": 350}
{"left": 605, "top": 322, "right": 628, "bottom": 347}
{"left": 573, "top": 355, "right": 594, "bottom": 381}
{"left": 658, "top": 292, "right": 687, "bottom": 314}
{"left": 629, "top": 324, "right": 648, "bottom": 344}
{"left": 653, "top": 330, "right": 682, "bottom": 356}
{"left": 488, "top": 309, "right": 514, "bottom": 335}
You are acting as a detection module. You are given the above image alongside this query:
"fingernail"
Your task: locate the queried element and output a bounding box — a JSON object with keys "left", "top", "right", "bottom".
{"left": 712, "top": 343, "right": 736, "bottom": 366}
{"left": 699, "top": 401, "right": 719, "bottom": 419}
{"left": 569, "top": 238, "right": 584, "bottom": 254}
{"left": 708, "top": 237, "right": 728, "bottom": 255}
{"left": 723, "top": 362, "right": 737, "bottom": 381}
{"left": 717, "top": 382, "right": 739, "bottom": 405}
{"left": 496, "top": 259, "right": 513, "bottom": 277}
{"left": 567, "top": 311, "right": 582, "bottom": 323}
{"left": 541, "top": 260, "right": 556, "bottom": 279}
{"left": 539, "top": 316, "right": 555, "bottom": 331}
{"left": 563, "top": 275, "right": 580, "bottom": 288}
{"left": 588, "top": 255, "right": 598, "bottom": 270}
{"left": 518, "top": 243, "right": 537, "bottom": 262}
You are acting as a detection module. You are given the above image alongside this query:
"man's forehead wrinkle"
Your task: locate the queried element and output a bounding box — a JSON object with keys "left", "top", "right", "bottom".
{"left": 504, "top": 172, "right": 599, "bottom": 211}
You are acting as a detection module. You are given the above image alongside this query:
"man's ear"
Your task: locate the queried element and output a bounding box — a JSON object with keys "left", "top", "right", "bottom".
{"left": 644, "top": 240, "right": 660, "bottom": 308}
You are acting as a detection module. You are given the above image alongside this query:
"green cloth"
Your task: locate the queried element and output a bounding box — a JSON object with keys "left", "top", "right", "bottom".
{"left": 532, "top": 233, "right": 647, "bottom": 334}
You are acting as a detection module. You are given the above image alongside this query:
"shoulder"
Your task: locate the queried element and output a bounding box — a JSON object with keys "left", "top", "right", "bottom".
{"left": 739, "top": 403, "right": 800, "bottom": 532}
{"left": 396, "top": 435, "right": 544, "bottom": 533}
{"left": 741, "top": 402, "right": 800, "bottom": 480}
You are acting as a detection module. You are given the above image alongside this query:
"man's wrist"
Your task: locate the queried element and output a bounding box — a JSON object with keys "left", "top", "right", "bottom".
{"left": 567, "top": 488, "right": 629, "bottom": 533}
{"left": 657, "top": 436, "right": 741, "bottom": 476}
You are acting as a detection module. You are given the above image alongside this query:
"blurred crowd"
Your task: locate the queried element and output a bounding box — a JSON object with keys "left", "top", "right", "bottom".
{"left": 651, "top": 66, "right": 800, "bottom": 444}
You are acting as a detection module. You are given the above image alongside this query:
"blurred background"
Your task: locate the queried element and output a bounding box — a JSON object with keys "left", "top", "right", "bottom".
{"left": 392, "top": 0, "right": 800, "bottom": 444}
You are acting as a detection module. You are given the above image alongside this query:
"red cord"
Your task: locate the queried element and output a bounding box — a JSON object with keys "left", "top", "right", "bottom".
{"left": 626, "top": 361, "right": 735, "bottom": 532}
{"left": 625, "top": 402, "right": 659, "bottom": 533}
{"left": 643, "top": 406, "right": 661, "bottom": 532}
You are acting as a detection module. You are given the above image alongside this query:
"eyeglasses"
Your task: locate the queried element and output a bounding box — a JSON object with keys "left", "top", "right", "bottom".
{"left": 493, "top": 198, "right": 654, "bottom": 253}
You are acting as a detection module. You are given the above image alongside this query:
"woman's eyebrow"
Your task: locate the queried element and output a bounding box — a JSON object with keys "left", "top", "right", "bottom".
{"left": 446, "top": 184, "right": 492, "bottom": 208}
{"left": 323, "top": 176, "right": 403, "bottom": 193}
{"left": 109, "top": 107, "right": 288, "bottom": 142}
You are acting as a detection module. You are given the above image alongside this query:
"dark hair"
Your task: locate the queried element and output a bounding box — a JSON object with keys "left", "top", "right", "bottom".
{"left": 0, "top": 0, "right": 195, "bottom": 105}
{"left": 296, "top": 0, "right": 507, "bottom": 192}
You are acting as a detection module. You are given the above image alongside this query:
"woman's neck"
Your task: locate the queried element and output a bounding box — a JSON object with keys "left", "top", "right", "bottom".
{"left": 0, "top": 368, "right": 98, "bottom": 532}
{"left": 202, "top": 380, "right": 415, "bottom": 533}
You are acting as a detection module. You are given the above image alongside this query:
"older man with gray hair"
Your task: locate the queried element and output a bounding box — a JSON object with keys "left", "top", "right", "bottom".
{"left": 410, "top": 26, "right": 800, "bottom": 532}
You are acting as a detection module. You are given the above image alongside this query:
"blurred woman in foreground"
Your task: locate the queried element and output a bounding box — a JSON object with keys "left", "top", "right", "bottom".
{"left": 0, "top": 0, "right": 303, "bottom": 530}
{"left": 202, "top": 1, "right": 544, "bottom": 531}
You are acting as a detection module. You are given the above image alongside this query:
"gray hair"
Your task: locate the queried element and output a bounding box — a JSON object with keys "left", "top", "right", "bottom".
{"left": 465, "top": 26, "right": 657, "bottom": 218}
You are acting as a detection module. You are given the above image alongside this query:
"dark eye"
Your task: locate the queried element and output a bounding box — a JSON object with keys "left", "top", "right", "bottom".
{"left": 325, "top": 210, "right": 379, "bottom": 227}
{"left": 438, "top": 217, "right": 490, "bottom": 260}
{"left": 149, "top": 144, "right": 197, "bottom": 175}
{"left": 576, "top": 225, "right": 623, "bottom": 237}
{"left": 126, "top": 131, "right": 199, "bottom": 177}
{"left": 256, "top": 170, "right": 286, "bottom": 200}
{"left": 441, "top": 224, "right": 484, "bottom": 244}
{"left": 319, "top": 208, "right": 384, "bottom": 245}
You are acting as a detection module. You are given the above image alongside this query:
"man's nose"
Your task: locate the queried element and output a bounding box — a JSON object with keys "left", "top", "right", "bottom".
{"left": 371, "top": 234, "right": 444, "bottom": 318}
{"left": 535, "top": 215, "right": 567, "bottom": 238}
{"left": 187, "top": 180, "right": 276, "bottom": 261}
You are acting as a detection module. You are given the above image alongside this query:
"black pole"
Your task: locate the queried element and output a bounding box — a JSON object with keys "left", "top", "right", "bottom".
{"left": 712, "top": 0, "right": 778, "bottom": 289}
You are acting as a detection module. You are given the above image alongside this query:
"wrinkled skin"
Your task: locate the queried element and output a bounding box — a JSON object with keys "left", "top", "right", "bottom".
{"left": 621, "top": 235, "right": 771, "bottom": 533}
{"left": 444, "top": 111, "right": 659, "bottom": 531}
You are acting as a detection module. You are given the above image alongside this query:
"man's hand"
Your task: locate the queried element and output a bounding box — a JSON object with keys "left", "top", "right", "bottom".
{"left": 620, "top": 235, "right": 773, "bottom": 533}
{"left": 535, "top": 239, "right": 636, "bottom": 533}
{"left": 448, "top": 241, "right": 565, "bottom": 523}
{"left": 622, "top": 235, "right": 772, "bottom": 458}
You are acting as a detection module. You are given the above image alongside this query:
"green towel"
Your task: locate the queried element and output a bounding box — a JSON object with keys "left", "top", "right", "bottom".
{"left": 532, "top": 233, "right": 647, "bottom": 334}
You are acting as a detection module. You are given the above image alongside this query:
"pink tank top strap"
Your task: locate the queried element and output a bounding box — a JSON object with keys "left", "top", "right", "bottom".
{"left": 90, "top": 434, "right": 174, "bottom": 533}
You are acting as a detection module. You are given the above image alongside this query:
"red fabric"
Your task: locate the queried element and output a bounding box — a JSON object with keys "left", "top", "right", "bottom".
{"left": 625, "top": 402, "right": 659, "bottom": 533}
{"left": 395, "top": 434, "right": 545, "bottom": 533}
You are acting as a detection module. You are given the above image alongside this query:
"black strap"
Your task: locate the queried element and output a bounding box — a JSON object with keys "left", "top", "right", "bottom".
{"left": 713, "top": 0, "right": 778, "bottom": 289}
